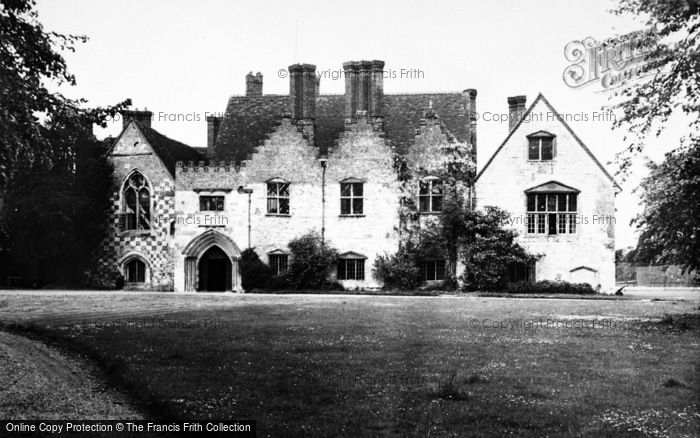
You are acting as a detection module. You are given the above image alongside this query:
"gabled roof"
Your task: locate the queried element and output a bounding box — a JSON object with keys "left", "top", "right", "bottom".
{"left": 134, "top": 122, "right": 203, "bottom": 176}
{"left": 476, "top": 93, "right": 621, "bottom": 191}
{"left": 212, "top": 92, "right": 471, "bottom": 163}
{"left": 109, "top": 119, "right": 203, "bottom": 177}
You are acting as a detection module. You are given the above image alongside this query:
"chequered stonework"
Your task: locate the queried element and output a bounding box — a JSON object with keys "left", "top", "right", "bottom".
{"left": 92, "top": 123, "right": 177, "bottom": 290}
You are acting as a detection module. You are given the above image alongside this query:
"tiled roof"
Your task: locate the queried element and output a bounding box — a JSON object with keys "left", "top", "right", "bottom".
{"left": 383, "top": 93, "right": 470, "bottom": 154}
{"left": 213, "top": 95, "right": 289, "bottom": 163}
{"left": 212, "top": 92, "right": 470, "bottom": 162}
{"left": 135, "top": 121, "right": 203, "bottom": 175}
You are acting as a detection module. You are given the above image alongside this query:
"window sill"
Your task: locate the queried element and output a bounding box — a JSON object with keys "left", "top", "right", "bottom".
{"left": 339, "top": 214, "right": 365, "bottom": 218}
{"left": 266, "top": 213, "right": 291, "bottom": 217}
{"left": 418, "top": 211, "right": 443, "bottom": 216}
{"left": 528, "top": 159, "right": 555, "bottom": 162}
{"left": 524, "top": 233, "right": 577, "bottom": 238}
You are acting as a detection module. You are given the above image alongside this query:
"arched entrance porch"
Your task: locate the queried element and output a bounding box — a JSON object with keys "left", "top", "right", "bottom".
{"left": 182, "top": 229, "right": 242, "bottom": 292}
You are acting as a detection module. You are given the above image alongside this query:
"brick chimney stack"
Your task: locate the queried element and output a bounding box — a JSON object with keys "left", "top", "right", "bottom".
{"left": 343, "top": 60, "right": 384, "bottom": 119}
{"left": 464, "top": 89, "right": 477, "bottom": 162}
{"left": 343, "top": 61, "right": 358, "bottom": 118}
{"left": 369, "top": 60, "right": 384, "bottom": 117}
{"left": 246, "top": 72, "right": 263, "bottom": 96}
{"left": 121, "top": 109, "right": 153, "bottom": 130}
{"left": 507, "top": 95, "right": 527, "bottom": 132}
{"left": 206, "top": 115, "right": 222, "bottom": 156}
{"left": 289, "top": 63, "right": 316, "bottom": 120}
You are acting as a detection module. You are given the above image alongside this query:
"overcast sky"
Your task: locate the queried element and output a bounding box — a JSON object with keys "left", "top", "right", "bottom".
{"left": 35, "top": 0, "right": 683, "bottom": 249}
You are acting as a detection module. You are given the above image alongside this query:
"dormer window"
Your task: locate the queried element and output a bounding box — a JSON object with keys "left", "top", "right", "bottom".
{"left": 527, "top": 131, "right": 556, "bottom": 161}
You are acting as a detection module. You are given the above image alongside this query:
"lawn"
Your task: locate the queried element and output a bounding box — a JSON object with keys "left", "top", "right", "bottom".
{"left": 1, "top": 292, "right": 699, "bottom": 437}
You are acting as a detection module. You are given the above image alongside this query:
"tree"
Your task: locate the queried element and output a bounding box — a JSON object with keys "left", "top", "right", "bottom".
{"left": 458, "top": 207, "right": 537, "bottom": 291}
{"left": 633, "top": 147, "right": 700, "bottom": 272}
{"left": 609, "top": 0, "right": 699, "bottom": 174}
{"left": 0, "top": 0, "right": 128, "bottom": 189}
{"left": 0, "top": 0, "right": 129, "bottom": 286}
{"left": 1, "top": 0, "right": 80, "bottom": 188}
{"left": 0, "top": 119, "right": 114, "bottom": 286}
{"left": 608, "top": 1, "right": 699, "bottom": 271}
{"left": 615, "top": 249, "right": 626, "bottom": 264}
{"left": 287, "top": 232, "right": 339, "bottom": 289}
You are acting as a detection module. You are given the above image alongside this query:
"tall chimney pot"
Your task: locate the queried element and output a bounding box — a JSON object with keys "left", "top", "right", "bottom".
{"left": 289, "top": 63, "right": 317, "bottom": 120}
{"left": 206, "top": 116, "right": 222, "bottom": 156}
{"left": 246, "top": 72, "right": 263, "bottom": 96}
{"left": 343, "top": 60, "right": 384, "bottom": 118}
{"left": 507, "top": 95, "right": 527, "bottom": 132}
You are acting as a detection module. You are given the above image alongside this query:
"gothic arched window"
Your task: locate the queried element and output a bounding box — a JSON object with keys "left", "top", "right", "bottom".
{"left": 122, "top": 171, "right": 151, "bottom": 230}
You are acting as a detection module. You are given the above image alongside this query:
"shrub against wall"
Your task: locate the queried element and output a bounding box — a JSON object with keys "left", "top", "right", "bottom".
{"left": 459, "top": 206, "right": 537, "bottom": 291}
{"left": 240, "top": 235, "right": 340, "bottom": 292}
{"left": 287, "top": 232, "right": 339, "bottom": 290}
{"left": 373, "top": 248, "right": 422, "bottom": 290}
{"left": 82, "top": 265, "right": 124, "bottom": 290}
{"left": 506, "top": 280, "right": 595, "bottom": 295}
{"left": 377, "top": 203, "right": 535, "bottom": 291}
{"left": 240, "top": 248, "right": 272, "bottom": 291}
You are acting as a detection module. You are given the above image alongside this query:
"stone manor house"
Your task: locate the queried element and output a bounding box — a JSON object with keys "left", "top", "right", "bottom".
{"left": 96, "top": 60, "right": 619, "bottom": 293}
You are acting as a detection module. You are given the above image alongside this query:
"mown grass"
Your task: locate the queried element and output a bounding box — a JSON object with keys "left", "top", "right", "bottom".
{"left": 1, "top": 293, "right": 698, "bottom": 437}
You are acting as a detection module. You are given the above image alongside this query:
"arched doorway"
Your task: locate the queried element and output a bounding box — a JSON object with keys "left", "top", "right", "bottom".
{"left": 198, "top": 246, "right": 232, "bottom": 292}
{"left": 182, "top": 229, "right": 242, "bottom": 292}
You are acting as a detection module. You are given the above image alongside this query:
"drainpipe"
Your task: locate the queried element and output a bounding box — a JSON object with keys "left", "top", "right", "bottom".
{"left": 237, "top": 186, "right": 253, "bottom": 248}
{"left": 319, "top": 157, "right": 328, "bottom": 243}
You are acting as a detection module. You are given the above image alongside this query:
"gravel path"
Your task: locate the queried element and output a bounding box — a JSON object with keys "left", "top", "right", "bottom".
{"left": 0, "top": 330, "right": 142, "bottom": 420}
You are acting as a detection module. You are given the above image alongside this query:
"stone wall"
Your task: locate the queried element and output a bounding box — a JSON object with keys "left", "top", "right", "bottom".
{"left": 94, "top": 122, "right": 175, "bottom": 290}
{"left": 173, "top": 115, "right": 403, "bottom": 291}
{"left": 475, "top": 96, "right": 617, "bottom": 292}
